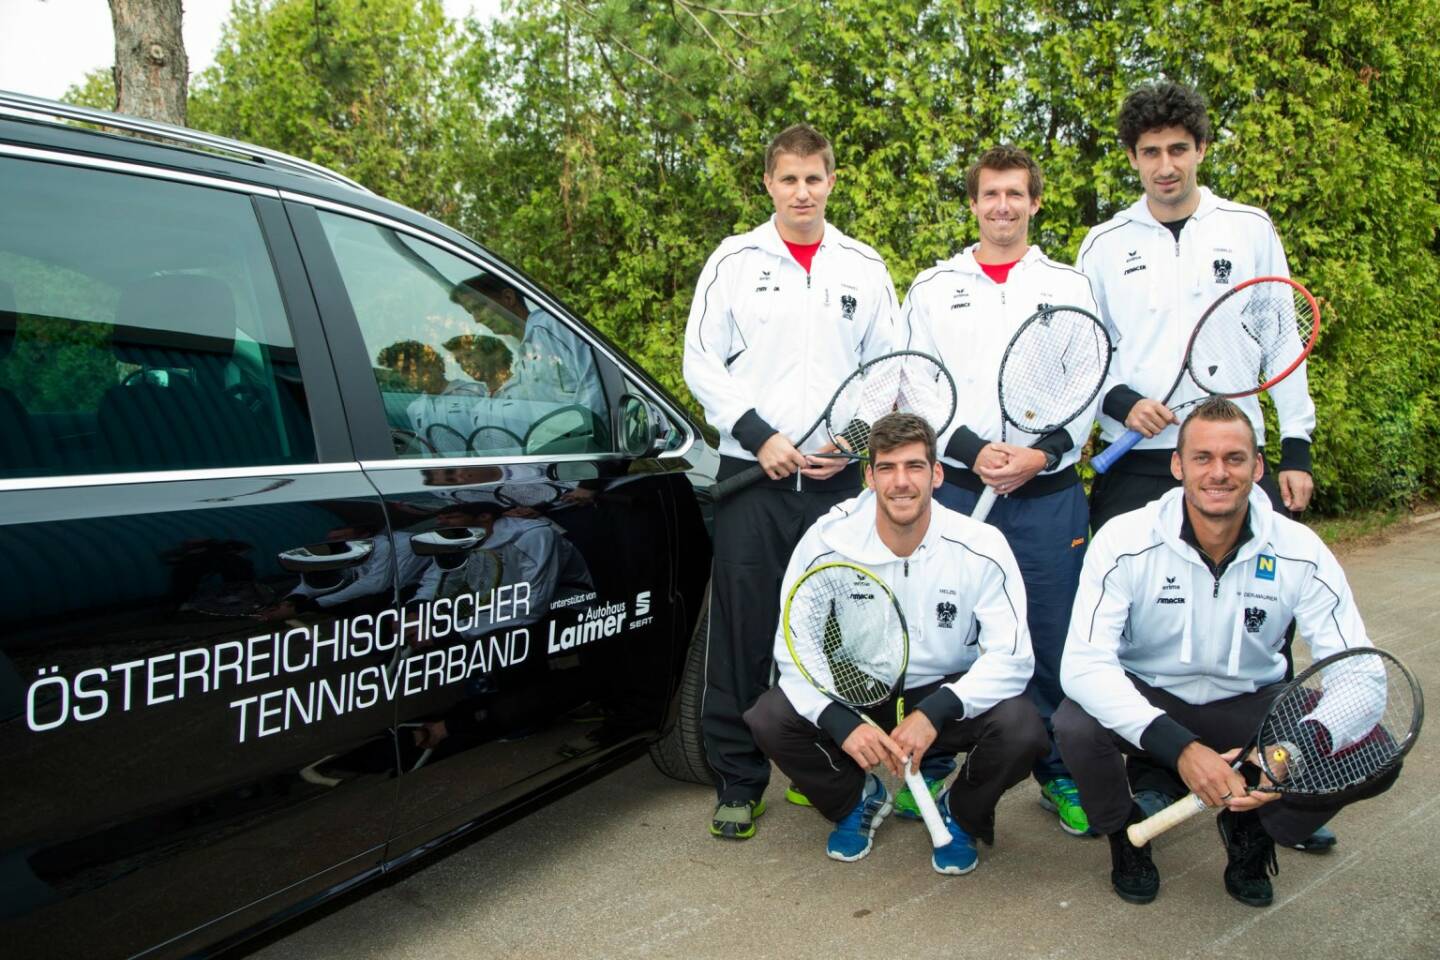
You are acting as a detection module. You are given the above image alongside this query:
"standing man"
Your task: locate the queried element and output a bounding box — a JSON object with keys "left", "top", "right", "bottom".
{"left": 1054, "top": 398, "right": 1393, "bottom": 906}
{"left": 1076, "top": 81, "right": 1315, "bottom": 532}
{"left": 902, "top": 145, "right": 1102, "bottom": 837}
{"left": 1076, "top": 82, "right": 1328, "bottom": 849}
{"left": 745, "top": 413, "right": 1046, "bottom": 872}
{"left": 683, "top": 124, "right": 899, "bottom": 839}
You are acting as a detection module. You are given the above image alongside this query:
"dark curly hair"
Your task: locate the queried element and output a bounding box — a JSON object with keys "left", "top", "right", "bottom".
{"left": 1117, "top": 82, "right": 1212, "bottom": 151}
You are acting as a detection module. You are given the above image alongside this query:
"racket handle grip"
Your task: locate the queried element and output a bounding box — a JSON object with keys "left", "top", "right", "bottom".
{"left": 1091, "top": 429, "right": 1144, "bottom": 474}
{"left": 904, "top": 758, "right": 952, "bottom": 849}
{"left": 712, "top": 463, "right": 766, "bottom": 501}
{"left": 970, "top": 486, "right": 999, "bottom": 523}
{"left": 1126, "top": 792, "right": 1207, "bottom": 846}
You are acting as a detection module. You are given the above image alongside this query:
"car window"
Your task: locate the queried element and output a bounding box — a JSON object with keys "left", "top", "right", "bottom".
{"left": 0, "top": 157, "right": 317, "bottom": 479}
{"left": 314, "top": 210, "right": 612, "bottom": 459}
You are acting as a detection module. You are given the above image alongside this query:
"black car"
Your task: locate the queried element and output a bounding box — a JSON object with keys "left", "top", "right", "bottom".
{"left": 0, "top": 90, "right": 714, "bottom": 960}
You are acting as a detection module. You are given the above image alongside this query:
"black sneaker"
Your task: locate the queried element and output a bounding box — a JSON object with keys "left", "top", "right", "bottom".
{"left": 1107, "top": 829, "right": 1159, "bottom": 904}
{"left": 1218, "top": 809, "right": 1279, "bottom": 907}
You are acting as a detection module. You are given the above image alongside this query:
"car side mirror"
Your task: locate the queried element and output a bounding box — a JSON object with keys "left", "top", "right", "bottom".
{"left": 619, "top": 394, "right": 668, "bottom": 458}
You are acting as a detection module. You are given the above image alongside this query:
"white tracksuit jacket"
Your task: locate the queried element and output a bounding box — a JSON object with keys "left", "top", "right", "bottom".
{"left": 773, "top": 490, "right": 1034, "bottom": 741}
{"left": 1062, "top": 486, "right": 1370, "bottom": 757}
{"left": 682, "top": 217, "right": 898, "bottom": 461}
{"left": 900, "top": 244, "right": 1101, "bottom": 473}
{"left": 1075, "top": 188, "right": 1315, "bottom": 457}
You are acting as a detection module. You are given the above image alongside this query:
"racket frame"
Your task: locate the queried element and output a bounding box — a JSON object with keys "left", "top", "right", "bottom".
{"left": 972, "top": 305, "right": 1112, "bottom": 522}
{"left": 1127, "top": 647, "right": 1422, "bottom": 846}
{"left": 1093, "top": 276, "right": 1321, "bottom": 475}
{"left": 783, "top": 561, "right": 952, "bottom": 849}
{"left": 712, "top": 351, "right": 957, "bottom": 499}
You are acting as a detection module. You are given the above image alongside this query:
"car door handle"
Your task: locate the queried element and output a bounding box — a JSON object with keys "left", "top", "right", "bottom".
{"left": 410, "top": 527, "right": 487, "bottom": 556}
{"left": 277, "top": 539, "right": 375, "bottom": 572}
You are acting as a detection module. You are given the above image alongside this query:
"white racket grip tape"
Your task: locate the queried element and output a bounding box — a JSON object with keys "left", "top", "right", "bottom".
{"left": 970, "top": 486, "right": 999, "bottom": 523}
{"left": 904, "top": 758, "right": 952, "bottom": 849}
{"left": 1126, "top": 792, "right": 1208, "bottom": 846}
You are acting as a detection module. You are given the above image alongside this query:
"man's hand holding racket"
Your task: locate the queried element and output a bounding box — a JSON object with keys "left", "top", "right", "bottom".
{"left": 841, "top": 722, "right": 909, "bottom": 777}
{"left": 755, "top": 433, "right": 808, "bottom": 480}
{"left": 974, "top": 443, "right": 1047, "bottom": 496}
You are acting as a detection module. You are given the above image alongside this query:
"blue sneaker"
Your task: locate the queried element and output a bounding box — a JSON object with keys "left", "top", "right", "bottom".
{"left": 826, "top": 773, "right": 892, "bottom": 862}
{"left": 931, "top": 789, "right": 978, "bottom": 875}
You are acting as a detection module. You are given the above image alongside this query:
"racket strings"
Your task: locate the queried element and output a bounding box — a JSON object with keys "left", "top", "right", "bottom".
{"left": 1190, "top": 284, "right": 1317, "bottom": 396}
{"left": 787, "top": 566, "right": 905, "bottom": 707}
{"left": 828, "top": 356, "right": 953, "bottom": 455}
{"left": 998, "top": 309, "right": 1110, "bottom": 433}
{"left": 1258, "top": 652, "right": 1416, "bottom": 794}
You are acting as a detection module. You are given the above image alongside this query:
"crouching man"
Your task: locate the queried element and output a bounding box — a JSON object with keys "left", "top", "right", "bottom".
{"left": 745, "top": 412, "right": 1046, "bottom": 874}
{"left": 1055, "top": 398, "right": 1394, "bottom": 907}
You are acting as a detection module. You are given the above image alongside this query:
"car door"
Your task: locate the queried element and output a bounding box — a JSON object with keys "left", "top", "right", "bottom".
{"left": 0, "top": 153, "right": 399, "bottom": 958}
{"left": 283, "top": 197, "right": 688, "bottom": 852}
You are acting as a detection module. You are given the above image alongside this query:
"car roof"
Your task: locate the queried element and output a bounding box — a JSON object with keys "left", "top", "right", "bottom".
{"left": 0, "top": 89, "right": 483, "bottom": 259}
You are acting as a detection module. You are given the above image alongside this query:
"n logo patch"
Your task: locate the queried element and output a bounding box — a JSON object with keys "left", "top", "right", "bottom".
{"left": 1255, "top": 555, "right": 1277, "bottom": 581}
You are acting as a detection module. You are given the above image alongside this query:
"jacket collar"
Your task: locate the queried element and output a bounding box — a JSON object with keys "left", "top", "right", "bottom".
{"left": 1120, "top": 186, "right": 1222, "bottom": 230}
{"left": 1154, "top": 484, "right": 1273, "bottom": 568}
{"left": 754, "top": 215, "right": 838, "bottom": 258}
{"left": 814, "top": 489, "right": 952, "bottom": 566}
{"left": 948, "top": 242, "right": 1046, "bottom": 278}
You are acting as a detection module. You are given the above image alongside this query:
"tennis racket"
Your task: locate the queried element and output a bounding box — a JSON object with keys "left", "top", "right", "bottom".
{"left": 714, "top": 351, "right": 957, "bottom": 501}
{"left": 426, "top": 423, "right": 472, "bottom": 456}
{"left": 1128, "top": 647, "right": 1423, "bottom": 846}
{"left": 971, "top": 305, "right": 1112, "bottom": 523}
{"left": 1092, "top": 276, "right": 1320, "bottom": 474}
{"left": 468, "top": 424, "right": 525, "bottom": 456}
{"left": 784, "top": 561, "right": 952, "bottom": 849}
{"left": 496, "top": 481, "right": 564, "bottom": 512}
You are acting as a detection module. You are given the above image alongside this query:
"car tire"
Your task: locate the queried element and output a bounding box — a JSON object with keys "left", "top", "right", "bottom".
{"left": 648, "top": 586, "right": 714, "bottom": 785}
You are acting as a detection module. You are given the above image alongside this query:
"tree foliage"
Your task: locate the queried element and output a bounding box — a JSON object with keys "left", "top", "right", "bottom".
{"left": 188, "top": 0, "right": 1440, "bottom": 511}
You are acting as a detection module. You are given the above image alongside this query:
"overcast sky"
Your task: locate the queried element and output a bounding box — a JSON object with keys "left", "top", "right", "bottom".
{"left": 0, "top": 0, "right": 498, "bottom": 101}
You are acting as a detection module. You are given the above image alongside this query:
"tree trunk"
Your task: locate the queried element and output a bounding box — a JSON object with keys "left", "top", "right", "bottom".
{"left": 109, "top": 0, "right": 188, "bottom": 125}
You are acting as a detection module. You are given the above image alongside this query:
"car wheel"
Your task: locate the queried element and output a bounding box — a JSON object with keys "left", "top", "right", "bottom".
{"left": 648, "top": 585, "right": 714, "bottom": 785}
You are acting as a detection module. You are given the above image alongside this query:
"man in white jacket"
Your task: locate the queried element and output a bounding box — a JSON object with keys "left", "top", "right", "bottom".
{"left": 683, "top": 124, "right": 898, "bottom": 840}
{"left": 745, "top": 413, "right": 1046, "bottom": 874}
{"left": 1076, "top": 81, "right": 1315, "bottom": 531}
{"left": 1055, "top": 399, "right": 1393, "bottom": 908}
{"left": 902, "top": 145, "right": 1102, "bottom": 837}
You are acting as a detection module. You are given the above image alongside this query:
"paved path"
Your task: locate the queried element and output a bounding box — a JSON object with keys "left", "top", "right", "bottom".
{"left": 250, "top": 520, "right": 1440, "bottom": 960}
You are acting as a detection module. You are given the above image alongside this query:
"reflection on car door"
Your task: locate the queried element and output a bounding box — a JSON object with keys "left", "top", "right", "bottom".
{"left": 285, "top": 202, "right": 680, "bottom": 850}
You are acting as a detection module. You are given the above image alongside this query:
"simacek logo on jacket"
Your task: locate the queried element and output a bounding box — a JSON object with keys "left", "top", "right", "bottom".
{"left": 951, "top": 287, "right": 971, "bottom": 310}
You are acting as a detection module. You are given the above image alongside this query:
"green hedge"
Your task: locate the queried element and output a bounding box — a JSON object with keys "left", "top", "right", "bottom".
{"left": 161, "top": 0, "right": 1439, "bottom": 513}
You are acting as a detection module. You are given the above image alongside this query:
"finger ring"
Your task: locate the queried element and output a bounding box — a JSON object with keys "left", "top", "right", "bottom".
{"left": 1219, "top": 792, "right": 1233, "bottom": 801}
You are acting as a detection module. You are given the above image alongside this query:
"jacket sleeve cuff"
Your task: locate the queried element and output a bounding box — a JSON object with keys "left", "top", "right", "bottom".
{"left": 914, "top": 687, "right": 963, "bottom": 729}
{"left": 732, "top": 408, "right": 778, "bottom": 456}
{"left": 944, "top": 426, "right": 988, "bottom": 466}
{"left": 1032, "top": 428, "right": 1075, "bottom": 467}
{"left": 1139, "top": 714, "right": 1200, "bottom": 768}
{"left": 1278, "top": 437, "right": 1312, "bottom": 474}
{"left": 1102, "top": 384, "right": 1146, "bottom": 423}
{"left": 818, "top": 703, "right": 863, "bottom": 746}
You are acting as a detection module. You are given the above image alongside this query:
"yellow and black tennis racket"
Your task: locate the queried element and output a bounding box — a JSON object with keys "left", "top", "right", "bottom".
{"left": 784, "top": 561, "right": 951, "bottom": 848}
